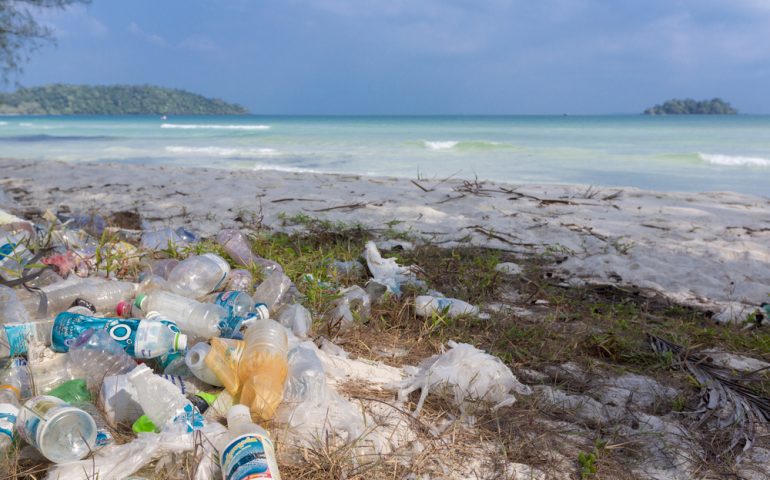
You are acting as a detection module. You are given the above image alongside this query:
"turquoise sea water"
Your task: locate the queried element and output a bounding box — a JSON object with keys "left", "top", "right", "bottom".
{"left": 0, "top": 115, "right": 768, "bottom": 197}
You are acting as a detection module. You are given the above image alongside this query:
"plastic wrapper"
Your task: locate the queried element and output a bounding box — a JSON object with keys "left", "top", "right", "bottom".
{"left": 140, "top": 227, "right": 187, "bottom": 251}
{"left": 277, "top": 303, "right": 313, "bottom": 338}
{"left": 44, "top": 422, "right": 228, "bottom": 480}
{"left": 394, "top": 340, "right": 532, "bottom": 418}
{"left": 363, "top": 241, "right": 421, "bottom": 295}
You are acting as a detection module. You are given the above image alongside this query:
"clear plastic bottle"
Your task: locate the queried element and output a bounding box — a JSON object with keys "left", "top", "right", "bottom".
{"left": 17, "top": 395, "right": 97, "bottom": 463}
{"left": 185, "top": 342, "right": 224, "bottom": 386}
{"left": 414, "top": 295, "right": 479, "bottom": 318}
{"left": 216, "top": 229, "right": 283, "bottom": 273}
{"left": 135, "top": 291, "right": 224, "bottom": 339}
{"left": 0, "top": 319, "right": 54, "bottom": 358}
{"left": 127, "top": 364, "right": 204, "bottom": 433}
{"left": 0, "top": 362, "right": 22, "bottom": 452}
{"left": 67, "top": 329, "right": 137, "bottom": 389}
{"left": 208, "top": 291, "right": 269, "bottom": 338}
{"left": 238, "top": 320, "right": 289, "bottom": 421}
{"left": 166, "top": 253, "right": 230, "bottom": 299}
{"left": 39, "top": 278, "right": 137, "bottom": 316}
{"left": 252, "top": 271, "right": 293, "bottom": 312}
{"left": 0, "top": 232, "right": 34, "bottom": 280}
{"left": 218, "top": 404, "right": 281, "bottom": 480}
{"left": 0, "top": 285, "right": 30, "bottom": 323}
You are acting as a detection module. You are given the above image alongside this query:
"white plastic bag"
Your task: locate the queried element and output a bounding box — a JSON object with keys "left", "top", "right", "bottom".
{"left": 327, "top": 285, "right": 371, "bottom": 331}
{"left": 278, "top": 303, "right": 313, "bottom": 338}
{"left": 363, "top": 241, "right": 421, "bottom": 295}
{"left": 394, "top": 341, "right": 532, "bottom": 417}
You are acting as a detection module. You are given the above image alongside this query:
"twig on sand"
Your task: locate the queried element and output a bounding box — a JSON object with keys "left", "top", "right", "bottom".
{"left": 411, "top": 180, "right": 432, "bottom": 192}
{"left": 271, "top": 197, "right": 321, "bottom": 203}
{"left": 465, "top": 225, "right": 534, "bottom": 247}
{"left": 311, "top": 202, "right": 371, "bottom": 212}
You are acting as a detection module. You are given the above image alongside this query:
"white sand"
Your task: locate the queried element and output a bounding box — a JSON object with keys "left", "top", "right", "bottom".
{"left": 2, "top": 158, "right": 768, "bottom": 322}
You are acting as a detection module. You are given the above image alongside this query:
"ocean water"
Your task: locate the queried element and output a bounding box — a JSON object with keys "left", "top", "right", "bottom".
{"left": 0, "top": 115, "right": 768, "bottom": 197}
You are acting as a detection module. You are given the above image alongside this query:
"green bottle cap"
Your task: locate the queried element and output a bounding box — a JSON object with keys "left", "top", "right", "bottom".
{"left": 195, "top": 391, "right": 218, "bottom": 406}
{"left": 132, "top": 415, "right": 158, "bottom": 434}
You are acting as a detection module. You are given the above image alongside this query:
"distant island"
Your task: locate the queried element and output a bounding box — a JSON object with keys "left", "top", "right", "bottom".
{"left": 644, "top": 98, "right": 737, "bottom": 115}
{"left": 0, "top": 84, "right": 249, "bottom": 115}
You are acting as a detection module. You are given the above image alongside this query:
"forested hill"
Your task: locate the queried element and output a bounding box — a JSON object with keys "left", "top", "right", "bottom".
{"left": 0, "top": 84, "right": 249, "bottom": 115}
{"left": 643, "top": 98, "right": 737, "bottom": 115}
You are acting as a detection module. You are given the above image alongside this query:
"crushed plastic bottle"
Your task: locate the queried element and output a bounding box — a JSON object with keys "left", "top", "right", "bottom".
{"left": 277, "top": 303, "right": 313, "bottom": 338}
{"left": 238, "top": 320, "right": 289, "bottom": 421}
{"left": 17, "top": 395, "right": 97, "bottom": 463}
{"left": 0, "top": 319, "right": 53, "bottom": 358}
{"left": 67, "top": 329, "right": 137, "bottom": 389}
{"left": 414, "top": 295, "right": 479, "bottom": 318}
{"left": 135, "top": 290, "right": 224, "bottom": 339}
{"left": 166, "top": 253, "right": 230, "bottom": 299}
{"left": 252, "top": 270, "right": 293, "bottom": 312}
{"left": 216, "top": 228, "right": 283, "bottom": 273}
{"left": 127, "top": 364, "right": 204, "bottom": 433}
{"left": 0, "top": 231, "right": 34, "bottom": 280}
{"left": 209, "top": 290, "right": 269, "bottom": 338}
{"left": 218, "top": 404, "right": 281, "bottom": 480}
{"left": 225, "top": 268, "right": 253, "bottom": 292}
{"left": 39, "top": 278, "right": 137, "bottom": 316}
{"left": 140, "top": 227, "right": 186, "bottom": 251}
{"left": 52, "top": 311, "right": 187, "bottom": 359}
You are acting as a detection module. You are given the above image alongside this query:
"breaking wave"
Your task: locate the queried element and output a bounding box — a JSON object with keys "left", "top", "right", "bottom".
{"left": 165, "top": 145, "right": 278, "bottom": 157}
{"left": 699, "top": 153, "right": 770, "bottom": 167}
{"left": 422, "top": 140, "right": 514, "bottom": 151}
{"left": 160, "top": 123, "right": 270, "bottom": 130}
{"left": 252, "top": 163, "right": 321, "bottom": 173}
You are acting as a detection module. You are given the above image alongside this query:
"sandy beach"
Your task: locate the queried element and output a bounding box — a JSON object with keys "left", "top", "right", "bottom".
{"left": 2, "top": 158, "right": 768, "bottom": 323}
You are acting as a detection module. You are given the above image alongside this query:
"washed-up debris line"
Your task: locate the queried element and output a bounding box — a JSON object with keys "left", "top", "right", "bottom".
{"left": 0, "top": 209, "right": 530, "bottom": 479}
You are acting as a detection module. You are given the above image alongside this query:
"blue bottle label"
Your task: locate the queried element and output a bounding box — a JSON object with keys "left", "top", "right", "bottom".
{"left": 0, "top": 242, "right": 16, "bottom": 260}
{"left": 4, "top": 323, "right": 32, "bottom": 355}
{"left": 0, "top": 404, "right": 18, "bottom": 442}
{"left": 171, "top": 403, "right": 205, "bottom": 433}
{"left": 218, "top": 315, "right": 245, "bottom": 339}
{"left": 220, "top": 433, "right": 277, "bottom": 480}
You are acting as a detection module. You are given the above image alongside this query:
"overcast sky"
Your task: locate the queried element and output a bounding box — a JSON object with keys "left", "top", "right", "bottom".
{"left": 17, "top": 0, "right": 770, "bottom": 114}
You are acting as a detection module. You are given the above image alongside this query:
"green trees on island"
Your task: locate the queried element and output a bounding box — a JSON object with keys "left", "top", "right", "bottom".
{"left": 0, "top": 84, "right": 249, "bottom": 115}
{"left": 644, "top": 98, "right": 737, "bottom": 115}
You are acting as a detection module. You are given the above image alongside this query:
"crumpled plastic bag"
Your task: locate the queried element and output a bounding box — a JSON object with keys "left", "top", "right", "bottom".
{"left": 394, "top": 341, "right": 532, "bottom": 418}
{"left": 45, "top": 422, "right": 228, "bottom": 480}
{"left": 327, "top": 285, "right": 371, "bottom": 332}
{"left": 278, "top": 303, "right": 313, "bottom": 338}
{"left": 275, "top": 342, "right": 367, "bottom": 462}
{"left": 363, "top": 241, "right": 422, "bottom": 295}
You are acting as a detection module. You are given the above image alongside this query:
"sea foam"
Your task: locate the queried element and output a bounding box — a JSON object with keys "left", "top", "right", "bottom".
{"left": 160, "top": 123, "right": 270, "bottom": 130}
{"left": 165, "top": 145, "right": 278, "bottom": 157}
{"left": 699, "top": 153, "right": 770, "bottom": 167}
{"left": 424, "top": 141, "right": 459, "bottom": 150}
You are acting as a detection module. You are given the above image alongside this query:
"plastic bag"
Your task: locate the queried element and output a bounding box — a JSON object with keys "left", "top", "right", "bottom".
{"left": 363, "top": 241, "right": 421, "bottom": 295}
{"left": 394, "top": 341, "right": 532, "bottom": 418}
{"left": 278, "top": 303, "right": 313, "bottom": 338}
{"left": 327, "top": 285, "right": 371, "bottom": 331}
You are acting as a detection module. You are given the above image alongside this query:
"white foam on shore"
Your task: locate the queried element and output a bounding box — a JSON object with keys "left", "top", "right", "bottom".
{"left": 0, "top": 121, "right": 7, "bottom": 126}
{"left": 252, "top": 163, "right": 322, "bottom": 173}
{"left": 424, "top": 141, "right": 459, "bottom": 150}
{"left": 160, "top": 123, "right": 270, "bottom": 130}
{"left": 699, "top": 153, "right": 770, "bottom": 167}
{"left": 165, "top": 145, "right": 278, "bottom": 157}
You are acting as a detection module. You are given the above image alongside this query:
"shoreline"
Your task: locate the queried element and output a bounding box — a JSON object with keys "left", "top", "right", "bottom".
{"left": 2, "top": 157, "right": 769, "bottom": 322}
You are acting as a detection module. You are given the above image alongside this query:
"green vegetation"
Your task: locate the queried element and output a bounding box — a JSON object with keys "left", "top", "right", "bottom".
{"left": 644, "top": 98, "right": 737, "bottom": 115}
{"left": 0, "top": 84, "right": 248, "bottom": 115}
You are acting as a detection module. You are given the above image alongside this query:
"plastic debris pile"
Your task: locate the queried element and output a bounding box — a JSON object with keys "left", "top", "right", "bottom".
{"left": 0, "top": 209, "right": 531, "bottom": 479}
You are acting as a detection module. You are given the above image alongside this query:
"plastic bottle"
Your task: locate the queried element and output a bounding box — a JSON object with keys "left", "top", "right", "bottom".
{"left": 225, "top": 269, "right": 253, "bottom": 292}
{"left": 0, "top": 362, "right": 22, "bottom": 452}
{"left": 216, "top": 229, "right": 283, "bottom": 273}
{"left": 17, "top": 395, "right": 97, "bottom": 463}
{"left": 414, "top": 295, "right": 479, "bottom": 318}
{"left": 127, "top": 364, "right": 204, "bottom": 433}
{"left": 238, "top": 320, "right": 289, "bottom": 421}
{"left": 218, "top": 404, "right": 281, "bottom": 480}
{"left": 0, "top": 285, "right": 30, "bottom": 323}
{"left": 140, "top": 227, "right": 186, "bottom": 251}
{"left": 0, "top": 232, "right": 34, "bottom": 279}
{"left": 185, "top": 342, "right": 224, "bottom": 386}
{"left": 252, "top": 271, "right": 293, "bottom": 312}
{"left": 135, "top": 291, "right": 224, "bottom": 339}
{"left": 51, "top": 312, "right": 188, "bottom": 359}
{"left": 165, "top": 253, "right": 230, "bottom": 299}
{"left": 46, "top": 380, "right": 114, "bottom": 447}
{"left": 39, "top": 278, "right": 137, "bottom": 316}
{"left": 0, "top": 319, "right": 54, "bottom": 358}
{"left": 204, "top": 338, "right": 245, "bottom": 394}
{"left": 208, "top": 291, "right": 269, "bottom": 338}
{"left": 67, "top": 329, "right": 137, "bottom": 389}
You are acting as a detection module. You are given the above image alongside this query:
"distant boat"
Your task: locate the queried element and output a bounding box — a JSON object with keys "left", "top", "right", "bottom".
{"left": 160, "top": 115, "right": 167, "bottom": 121}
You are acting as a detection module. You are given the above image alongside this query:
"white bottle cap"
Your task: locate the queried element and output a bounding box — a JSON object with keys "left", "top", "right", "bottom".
{"left": 175, "top": 333, "right": 188, "bottom": 352}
